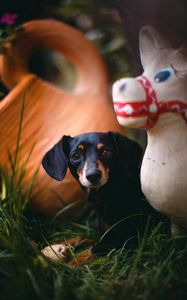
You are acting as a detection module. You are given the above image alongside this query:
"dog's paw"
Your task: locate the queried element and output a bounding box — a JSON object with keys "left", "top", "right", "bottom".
{"left": 41, "top": 243, "right": 72, "bottom": 262}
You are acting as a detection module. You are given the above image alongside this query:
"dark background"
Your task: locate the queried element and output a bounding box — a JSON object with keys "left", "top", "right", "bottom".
{"left": 1, "top": 0, "right": 187, "bottom": 74}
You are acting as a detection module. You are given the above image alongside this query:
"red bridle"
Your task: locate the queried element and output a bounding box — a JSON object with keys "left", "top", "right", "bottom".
{"left": 113, "top": 75, "right": 187, "bottom": 129}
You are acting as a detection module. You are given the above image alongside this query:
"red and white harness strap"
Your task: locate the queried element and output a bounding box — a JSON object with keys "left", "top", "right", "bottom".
{"left": 114, "top": 75, "right": 187, "bottom": 129}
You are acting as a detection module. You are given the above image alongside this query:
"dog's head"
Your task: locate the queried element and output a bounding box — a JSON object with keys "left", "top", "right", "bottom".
{"left": 42, "top": 132, "right": 142, "bottom": 190}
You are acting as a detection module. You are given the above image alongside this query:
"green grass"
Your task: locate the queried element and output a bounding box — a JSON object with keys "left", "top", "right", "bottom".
{"left": 1, "top": 169, "right": 187, "bottom": 300}
{"left": 1, "top": 96, "right": 187, "bottom": 300}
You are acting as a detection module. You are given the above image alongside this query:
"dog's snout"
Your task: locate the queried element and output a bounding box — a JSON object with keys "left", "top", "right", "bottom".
{"left": 86, "top": 170, "right": 102, "bottom": 184}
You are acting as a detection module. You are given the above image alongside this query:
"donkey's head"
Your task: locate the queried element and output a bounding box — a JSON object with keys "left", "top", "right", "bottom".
{"left": 112, "top": 26, "right": 187, "bottom": 129}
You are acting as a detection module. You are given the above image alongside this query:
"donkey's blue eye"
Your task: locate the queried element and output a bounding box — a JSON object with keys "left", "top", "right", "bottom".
{"left": 154, "top": 69, "right": 174, "bottom": 83}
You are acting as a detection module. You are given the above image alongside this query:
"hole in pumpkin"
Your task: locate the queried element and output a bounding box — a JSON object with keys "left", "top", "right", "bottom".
{"left": 0, "top": 81, "right": 9, "bottom": 101}
{"left": 28, "top": 48, "right": 77, "bottom": 91}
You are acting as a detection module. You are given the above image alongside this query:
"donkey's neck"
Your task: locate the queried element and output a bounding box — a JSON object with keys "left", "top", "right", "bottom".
{"left": 141, "top": 112, "right": 187, "bottom": 224}
{"left": 145, "top": 113, "right": 187, "bottom": 160}
{"left": 147, "top": 113, "right": 187, "bottom": 143}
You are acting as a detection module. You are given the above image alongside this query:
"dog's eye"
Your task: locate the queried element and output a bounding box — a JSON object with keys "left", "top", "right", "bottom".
{"left": 70, "top": 152, "right": 81, "bottom": 162}
{"left": 100, "top": 148, "right": 112, "bottom": 159}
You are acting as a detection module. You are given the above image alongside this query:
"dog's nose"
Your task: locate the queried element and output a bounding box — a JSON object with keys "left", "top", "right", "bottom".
{"left": 86, "top": 170, "right": 102, "bottom": 184}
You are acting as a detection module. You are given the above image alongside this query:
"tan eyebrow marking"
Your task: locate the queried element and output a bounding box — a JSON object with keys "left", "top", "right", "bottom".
{"left": 97, "top": 143, "right": 104, "bottom": 150}
{"left": 78, "top": 144, "right": 84, "bottom": 151}
{"left": 97, "top": 160, "right": 109, "bottom": 178}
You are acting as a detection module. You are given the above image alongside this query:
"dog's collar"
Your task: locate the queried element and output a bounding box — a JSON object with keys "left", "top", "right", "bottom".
{"left": 114, "top": 75, "right": 187, "bottom": 129}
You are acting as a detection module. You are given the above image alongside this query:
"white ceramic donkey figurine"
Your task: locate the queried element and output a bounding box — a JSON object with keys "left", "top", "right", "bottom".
{"left": 112, "top": 26, "right": 187, "bottom": 235}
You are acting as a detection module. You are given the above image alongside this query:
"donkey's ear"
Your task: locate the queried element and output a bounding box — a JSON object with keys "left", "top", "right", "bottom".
{"left": 42, "top": 136, "right": 71, "bottom": 181}
{"left": 109, "top": 132, "right": 143, "bottom": 177}
{"left": 178, "top": 44, "right": 187, "bottom": 56}
{"left": 173, "top": 44, "right": 187, "bottom": 74}
{"left": 139, "top": 26, "right": 172, "bottom": 68}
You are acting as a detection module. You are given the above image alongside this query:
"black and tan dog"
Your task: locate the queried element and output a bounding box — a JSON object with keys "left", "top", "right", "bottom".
{"left": 42, "top": 132, "right": 153, "bottom": 264}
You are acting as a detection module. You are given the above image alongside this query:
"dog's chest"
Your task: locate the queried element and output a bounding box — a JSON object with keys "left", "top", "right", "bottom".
{"left": 89, "top": 178, "right": 140, "bottom": 221}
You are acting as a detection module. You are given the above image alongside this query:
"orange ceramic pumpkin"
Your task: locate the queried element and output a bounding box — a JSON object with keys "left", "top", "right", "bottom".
{"left": 0, "top": 19, "right": 122, "bottom": 217}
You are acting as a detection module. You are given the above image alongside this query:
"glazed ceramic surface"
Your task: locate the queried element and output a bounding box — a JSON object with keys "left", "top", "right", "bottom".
{"left": 0, "top": 20, "right": 122, "bottom": 217}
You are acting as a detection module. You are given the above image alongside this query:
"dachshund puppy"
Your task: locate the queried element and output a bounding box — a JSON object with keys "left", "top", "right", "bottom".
{"left": 42, "top": 132, "right": 152, "bottom": 260}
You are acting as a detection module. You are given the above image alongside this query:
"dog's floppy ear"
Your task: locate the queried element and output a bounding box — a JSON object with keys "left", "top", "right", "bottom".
{"left": 109, "top": 132, "right": 143, "bottom": 176}
{"left": 42, "top": 135, "right": 70, "bottom": 181}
